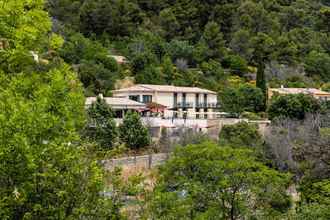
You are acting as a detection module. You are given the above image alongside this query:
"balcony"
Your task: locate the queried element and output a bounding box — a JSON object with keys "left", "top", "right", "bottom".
{"left": 174, "top": 102, "right": 194, "bottom": 108}
{"left": 196, "top": 103, "right": 221, "bottom": 109}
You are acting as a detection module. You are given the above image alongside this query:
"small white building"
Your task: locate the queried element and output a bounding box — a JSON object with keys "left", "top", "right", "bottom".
{"left": 112, "top": 84, "right": 219, "bottom": 119}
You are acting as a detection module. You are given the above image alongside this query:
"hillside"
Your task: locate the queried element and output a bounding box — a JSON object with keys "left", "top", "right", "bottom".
{"left": 47, "top": 0, "right": 330, "bottom": 97}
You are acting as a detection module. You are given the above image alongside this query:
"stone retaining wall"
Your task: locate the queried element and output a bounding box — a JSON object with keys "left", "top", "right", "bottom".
{"left": 102, "top": 153, "right": 169, "bottom": 171}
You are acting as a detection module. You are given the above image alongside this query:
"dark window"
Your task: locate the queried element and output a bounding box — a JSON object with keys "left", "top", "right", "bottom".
{"left": 173, "top": 93, "right": 177, "bottom": 107}
{"left": 142, "top": 95, "right": 152, "bottom": 103}
{"left": 195, "top": 94, "right": 199, "bottom": 108}
{"left": 129, "top": 95, "right": 140, "bottom": 102}
{"left": 182, "top": 93, "right": 186, "bottom": 105}
{"left": 204, "top": 94, "right": 207, "bottom": 105}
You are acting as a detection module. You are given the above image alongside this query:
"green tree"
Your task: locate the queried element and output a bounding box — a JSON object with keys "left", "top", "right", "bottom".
{"left": 84, "top": 97, "right": 118, "bottom": 150}
{"left": 251, "top": 33, "right": 275, "bottom": 93}
{"left": 267, "top": 94, "right": 321, "bottom": 120}
{"left": 0, "top": 0, "right": 124, "bottom": 218}
{"left": 199, "top": 21, "right": 226, "bottom": 61}
{"left": 119, "top": 111, "right": 150, "bottom": 150}
{"left": 220, "top": 83, "right": 264, "bottom": 114}
{"left": 146, "top": 142, "right": 291, "bottom": 219}
{"left": 79, "top": 0, "right": 143, "bottom": 37}
{"left": 305, "top": 50, "right": 330, "bottom": 81}
{"left": 219, "top": 122, "right": 263, "bottom": 150}
{"left": 222, "top": 55, "right": 249, "bottom": 77}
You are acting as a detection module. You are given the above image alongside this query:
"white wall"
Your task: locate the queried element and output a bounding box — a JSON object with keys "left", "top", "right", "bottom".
{"left": 113, "top": 90, "right": 219, "bottom": 119}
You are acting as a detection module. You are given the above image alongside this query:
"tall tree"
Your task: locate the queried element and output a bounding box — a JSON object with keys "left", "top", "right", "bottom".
{"left": 146, "top": 142, "right": 291, "bottom": 219}
{"left": 0, "top": 0, "right": 123, "bottom": 218}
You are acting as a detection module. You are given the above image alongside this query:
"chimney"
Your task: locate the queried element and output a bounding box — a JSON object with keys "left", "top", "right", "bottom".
{"left": 281, "top": 85, "right": 284, "bottom": 89}
{"left": 98, "top": 93, "right": 104, "bottom": 99}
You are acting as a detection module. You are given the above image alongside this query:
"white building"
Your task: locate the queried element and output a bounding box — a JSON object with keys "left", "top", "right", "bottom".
{"left": 85, "top": 96, "right": 147, "bottom": 118}
{"left": 112, "top": 84, "right": 219, "bottom": 119}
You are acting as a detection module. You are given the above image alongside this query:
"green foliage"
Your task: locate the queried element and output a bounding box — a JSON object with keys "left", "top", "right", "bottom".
{"left": 119, "top": 111, "right": 150, "bottom": 150}
{"left": 305, "top": 50, "right": 330, "bottom": 81}
{"left": 84, "top": 97, "right": 118, "bottom": 150}
{"left": 47, "top": 0, "right": 330, "bottom": 89}
{"left": 295, "top": 179, "right": 330, "bottom": 219}
{"left": 220, "top": 83, "right": 264, "bottom": 114}
{"left": 79, "top": 0, "right": 144, "bottom": 37}
{"left": 59, "top": 32, "right": 119, "bottom": 95}
{"left": 146, "top": 142, "right": 291, "bottom": 219}
{"left": 0, "top": 67, "right": 124, "bottom": 219}
{"left": 219, "top": 122, "right": 263, "bottom": 149}
{"left": 0, "top": 1, "right": 124, "bottom": 218}
{"left": 222, "top": 55, "right": 249, "bottom": 76}
{"left": 268, "top": 94, "right": 321, "bottom": 120}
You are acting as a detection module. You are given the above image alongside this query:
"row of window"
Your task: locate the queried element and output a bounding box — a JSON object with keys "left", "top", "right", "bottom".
{"left": 129, "top": 93, "right": 209, "bottom": 106}
{"left": 173, "top": 93, "right": 208, "bottom": 107}
{"left": 129, "top": 95, "right": 152, "bottom": 103}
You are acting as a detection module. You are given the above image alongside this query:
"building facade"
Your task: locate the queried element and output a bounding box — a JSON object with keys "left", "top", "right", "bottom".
{"left": 112, "top": 84, "right": 219, "bottom": 119}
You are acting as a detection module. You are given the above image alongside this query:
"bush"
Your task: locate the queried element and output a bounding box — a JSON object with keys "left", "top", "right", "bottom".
{"left": 267, "top": 94, "right": 321, "bottom": 120}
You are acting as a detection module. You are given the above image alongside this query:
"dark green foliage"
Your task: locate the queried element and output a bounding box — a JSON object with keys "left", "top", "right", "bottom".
{"left": 220, "top": 83, "right": 265, "bottom": 114}
{"left": 305, "top": 50, "right": 330, "bottom": 81}
{"left": 146, "top": 142, "right": 291, "bottom": 219}
{"left": 267, "top": 94, "right": 321, "bottom": 120}
{"left": 219, "top": 122, "right": 263, "bottom": 149}
{"left": 79, "top": 0, "right": 144, "bottom": 37}
{"left": 47, "top": 0, "right": 330, "bottom": 90}
{"left": 84, "top": 97, "right": 118, "bottom": 150}
{"left": 59, "top": 32, "right": 119, "bottom": 95}
{"left": 222, "top": 55, "right": 249, "bottom": 76}
{"left": 119, "top": 111, "right": 150, "bottom": 149}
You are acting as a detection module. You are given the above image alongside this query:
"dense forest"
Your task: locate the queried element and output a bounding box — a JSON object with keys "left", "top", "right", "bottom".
{"left": 1, "top": 0, "right": 330, "bottom": 219}
{"left": 46, "top": 0, "right": 330, "bottom": 98}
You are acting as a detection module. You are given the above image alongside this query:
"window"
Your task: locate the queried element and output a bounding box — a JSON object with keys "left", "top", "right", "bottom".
{"left": 173, "top": 93, "right": 178, "bottom": 107}
{"left": 129, "top": 95, "right": 140, "bottom": 102}
{"left": 182, "top": 93, "right": 186, "bottom": 106}
{"left": 195, "top": 94, "right": 199, "bottom": 108}
{"left": 142, "top": 95, "right": 152, "bottom": 103}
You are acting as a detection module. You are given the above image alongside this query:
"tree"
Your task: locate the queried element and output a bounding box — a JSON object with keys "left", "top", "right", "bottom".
{"left": 59, "top": 32, "right": 119, "bottom": 95}
{"left": 267, "top": 94, "right": 321, "bottom": 120}
{"left": 146, "top": 142, "right": 291, "bottom": 219}
{"left": 219, "top": 83, "right": 264, "bottom": 114}
{"left": 199, "top": 21, "right": 226, "bottom": 61}
{"left": 79, "top": 0, "right": 143, "bottom": 37}
{"left": 251, "top": 33, "right": 275, "bottom": 94}
{"left": 84, "top": 97, "right": 118, "bottom": 150}
{"left": 0, "top": 0, "right": 124, "bottom": 218}
{"left": 305, "top": 50, "right": 330, "bottom": 81}
{"left": 119, "top": 111, "right": 150, "bottom": 150}
{"left": 219, "top": 122, "right": 263, "bottom": 150}
{"left": 222, "top": 55, "right": 249, "bottom": 77}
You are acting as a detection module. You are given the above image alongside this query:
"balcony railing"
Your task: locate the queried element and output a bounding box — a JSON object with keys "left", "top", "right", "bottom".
{"left": 174, "top": 102, "right": 194, "bottom": 108}
{"left": 196, "top": 103, "right": 221, "bottom": 108}
{"left": 174, "top": 102, "right": 221, "bottom": 109}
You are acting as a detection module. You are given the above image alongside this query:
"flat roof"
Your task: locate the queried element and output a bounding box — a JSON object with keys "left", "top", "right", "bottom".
{"left": 85, "top": 97, "right": 146, "bottom": 109}
{"left": 112, "top": 84, "right": 217, "bottom": 95}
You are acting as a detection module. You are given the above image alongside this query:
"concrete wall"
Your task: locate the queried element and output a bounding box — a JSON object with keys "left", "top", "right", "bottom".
{"left": 102, "top": 153, "right": 169, "bottom": 171}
